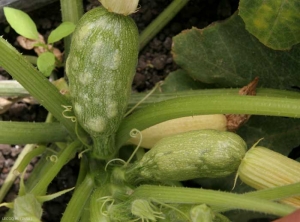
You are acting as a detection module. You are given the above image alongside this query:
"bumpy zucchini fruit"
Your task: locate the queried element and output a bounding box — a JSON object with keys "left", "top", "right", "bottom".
{"left": 66, "top": 5, "right": 139, "bottom": 159}
{"left": 126, "top": 129, "right": 247, "bottom": 182}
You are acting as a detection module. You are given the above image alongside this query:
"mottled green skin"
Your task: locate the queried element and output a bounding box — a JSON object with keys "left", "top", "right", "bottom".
{"left": 133, "top": 129, "right": 247, "bottom": 181}
{"left": 66, "top": 7, "right": 139, "bottom": 159}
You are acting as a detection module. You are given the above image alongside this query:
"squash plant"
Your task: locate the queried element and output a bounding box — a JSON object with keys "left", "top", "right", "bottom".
{"left": 0, "top": 0, "right": 300, "bottom": 221}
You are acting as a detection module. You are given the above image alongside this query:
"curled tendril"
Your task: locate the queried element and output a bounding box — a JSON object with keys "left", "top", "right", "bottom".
{"left": 150, "top": 198, "right": 189, "bottom": 221}
{"left": 134, "top": 4, "right": 141, "bottom": 14}
{"left": 99, "top": 196, "right": 115, "bottom": 216}
{"left": 129, "top": 128, "right": 142, "bottom": 139}
{"left": 47, "top": 155, "right": 58, "bottom": 162}
{"left": 61, "top": 105, "right": 77, "bottom": 122}
{"left": 62, "top": 105, "right": 91, "bottom": 149}
{"left": 156, "top": 198, "right": 190, "bottom": 221}
{"left": 78, "top": 148, "right": 90, "bottom": 159}
{"left": 124, "top": 129, "right": 143, "bottom": 166}
{"left": 104, "top": 158, "right": 127, "bottom": 171}
{"left": 131, "top": 199, "right": 165, "bottom": 222}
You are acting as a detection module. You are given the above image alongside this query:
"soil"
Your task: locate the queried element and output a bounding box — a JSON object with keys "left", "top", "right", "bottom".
{"left": 0, "top": 0, "right": 242, "bottom": 221}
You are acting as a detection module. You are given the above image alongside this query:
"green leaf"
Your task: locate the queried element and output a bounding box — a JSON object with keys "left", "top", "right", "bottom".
{"left": 161, "top": 69, "right": 213, "bottom": 93}
{"left": 238, "top": 116, "right": 300, "bottom": 156}
{"left": 13, "top": 194, "right": 42, "bottom": 222}
{"left": 239, "top": 0, "right": 300, "bottom": 50}
{"left": 47, "top": 22, "right": 76, "bottom": 44}
{"left": 3, "top": 7, "right": 39, "bottom": 40}
{"left": 37, "top": 52, "right": 56, "bottom": 77}
{"left": 172, "top": 13, "right": 300, "bottom": 89}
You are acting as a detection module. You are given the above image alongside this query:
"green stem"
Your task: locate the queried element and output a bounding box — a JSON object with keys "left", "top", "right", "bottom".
{"left": 213, "top": 182, "right": 300, "bottom": 212}
{"left": 117, "top": 94, "right": 300, "bottom": 148}
{"left": 0, "top": 80, "right": 29, "bottom": 97}
{"left": 2, "top": 144, "right": 69, "bottom": 219}
{"left": 29, "top": 140, "right": 82, "bottom": 195}
{"left": 1, "top": 79, "right": 299, "bottom": 107}
{"left": 61, "top": 173, "right": 94, "bottom": 222}
{"left": 60, "top": 0, "right": 84, "bottom": 57}
{"left": 0, "top": 122, "right": 69, "bottom": 144}
{"left": 22, "top": 144, "right": 65, "bottom": 192}
{"left": 0, "top": 144, "right": 35, "bottom": 202}
{"left": 133, "top": 185, "right": 296, "bottom": 217}
{"left": 89, "top": 185, "right": 111, "bottom": 222}
{"left": 0, "top": 37, "right": 80, "bottom": 139}
{"left": 15, "top": 145, "right": 46, "bottom": 174}
{"left": 128, "top": 88, "right": 300, "bottom": 110}
{"left": 75, "top": 155, "right": 89, "bottom": 188}
{"left": 139, "top": 0, "right": 189, "bottom": 50}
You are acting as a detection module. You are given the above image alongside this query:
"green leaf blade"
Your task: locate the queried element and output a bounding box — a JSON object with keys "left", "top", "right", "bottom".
{"left": 172, "top": 13, "right": 300, "bottom": 89}
{"left": 239, "top": 0, "right": 300, "bottom": 50}
{"left": 238, "top": 116, "right": 300, "bottom": 156}
{"left": 161, "top": 69, "right": 213, "bottom": 92}
{"left": 47, "top": 22, "right": 76, "bottom": 44}
{"left": 37, "top": 52, "right": 56, "bottom": 77}
{"left": 3, "top": 7, "right": 39, "bottom": 40}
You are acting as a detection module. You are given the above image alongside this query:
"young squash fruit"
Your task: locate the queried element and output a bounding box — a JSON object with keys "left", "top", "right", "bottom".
{"left": 126, "top": 129, "right": 247, "bottom": 182}
{"left": 66, "top": 2, "right": 139, "bottom": 159}
{"left": 128, "top": 114, "right": 227, "bottom": 148}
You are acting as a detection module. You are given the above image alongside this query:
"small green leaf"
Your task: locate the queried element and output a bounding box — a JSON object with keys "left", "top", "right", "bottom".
{"left": 3, "top": 7, "right": 39, "bottom": 40}
{"left": 36, "top": 187, "right": 74, "bottom": 202}
{"left": 13, "top": 194, "right": 42, "bottom": 222}
{"left": 239, "top": 0, "right": 300, "bottom": 50}
{"left": 47, "top": 22, "right": 76, "bottom": 44}
{"left": 37, "top": 52, "right": 56, "bottom": 77}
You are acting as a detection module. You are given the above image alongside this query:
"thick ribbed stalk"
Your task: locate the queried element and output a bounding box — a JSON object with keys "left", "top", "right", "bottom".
{"left": 128, "top": 88, "right": 300, "bottom": 110}
{"left": 117, "top": 94, "right": 300, "bottom": 148}
{"left": 133, "top": 185, "right": 296, "bottom": 217}
{"left": 0, "top": 122, "right": 69, "bottom": 144}
{"left": 0, "top": 37, "right": 80, "bottom": 139}
{"left": 61, "top": 173, "right": 94, "bottom": 222}
{"left": 213, "top": 182, "right": 300, "bottom": 212}
{"left": 29, "top": 140, "right": 81, "bottom": 195}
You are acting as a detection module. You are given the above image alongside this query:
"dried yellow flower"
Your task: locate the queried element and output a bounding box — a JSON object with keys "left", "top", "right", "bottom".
{"left": 100, "top": 0, "right": 139, "bottom": 15}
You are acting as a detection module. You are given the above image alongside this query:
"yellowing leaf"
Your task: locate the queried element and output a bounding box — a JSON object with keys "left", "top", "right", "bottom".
{"left": 239, "top": 0, "right": 300, "bottom": 50}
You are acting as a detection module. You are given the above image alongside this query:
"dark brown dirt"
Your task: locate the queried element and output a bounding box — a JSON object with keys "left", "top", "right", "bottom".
{"left": 0, "top": 0, "right": 239, "bottom": 221}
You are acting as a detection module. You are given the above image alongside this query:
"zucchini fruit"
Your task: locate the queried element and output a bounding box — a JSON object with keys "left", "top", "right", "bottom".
{"left": 126, "top": 129, "right": 247, "bottom": 182}
{"left": 128, "top": 114, "right": 227, "bottom": 148}
{"left": 66, "top": 5, "right": 139, "bottom": 159}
